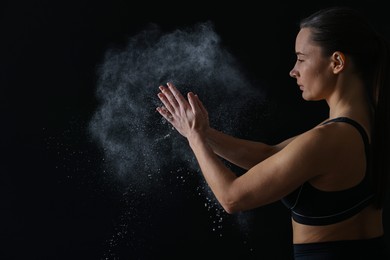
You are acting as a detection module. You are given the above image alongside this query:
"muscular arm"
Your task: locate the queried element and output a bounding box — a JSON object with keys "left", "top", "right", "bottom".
{"left": 206, "top": 127, "right": 298, "bottom": 169}
{"left": 188, "top": 128, "right": 326, "bottom": 214}
{"left": 156, "top": 83, "right": 315, "bottom": 214}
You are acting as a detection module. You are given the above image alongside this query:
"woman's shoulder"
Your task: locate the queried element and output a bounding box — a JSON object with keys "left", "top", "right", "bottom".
{"left": 285, "top": 118, "right": 363, "bottom": 155}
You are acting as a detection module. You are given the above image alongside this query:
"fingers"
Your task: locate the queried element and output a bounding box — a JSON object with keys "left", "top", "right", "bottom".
{"left": 190, "top": 93, "right": 208, "bottom": 118}
{"left": 157, "top": 82, "right": 190, "bottom": 113}
{"left": 195, "top": 94, "right": 208, "bottom": 116}
{"left": 158, "top": 85, "right": 178, "bottom": 114}
{"left": 166, "top": 82, "right": 188, "bottom": 108}
{"left": 156, "top": 106, "right": 173, "bottom": 122}
{"left": 187, "top": 92, "right": 199, "bottom": 114}
{"left": 157, "top": 82, "right": 208, "bottom": 117}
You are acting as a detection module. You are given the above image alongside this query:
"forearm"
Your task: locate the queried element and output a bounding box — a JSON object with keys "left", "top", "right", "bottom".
{"left": 188, "top": 133, "right": 237, "bottom": 212}
{"left": 206, "top": 128, "right": 276, "bottom": 169}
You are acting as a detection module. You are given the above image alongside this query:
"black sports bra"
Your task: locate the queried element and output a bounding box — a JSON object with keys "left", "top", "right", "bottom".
{"left": 281, "top": 117, "right": 374, "bottom": 225}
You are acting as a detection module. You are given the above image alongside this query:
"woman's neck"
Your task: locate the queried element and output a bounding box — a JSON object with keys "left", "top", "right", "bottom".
{"left": 326, "top": 75, "right": 370, "bottom": 120}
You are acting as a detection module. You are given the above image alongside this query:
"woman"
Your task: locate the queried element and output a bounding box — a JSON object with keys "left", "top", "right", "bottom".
{"left": 156, "top": 6, "right": 389, "bottom": 259}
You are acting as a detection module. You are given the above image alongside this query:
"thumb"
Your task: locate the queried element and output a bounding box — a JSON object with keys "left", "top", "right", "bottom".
{"left": 195, "top": 94, "right": 208, "bottom": 116}
{"left": 187, "top": 92, "right": 200, "bottom": 114}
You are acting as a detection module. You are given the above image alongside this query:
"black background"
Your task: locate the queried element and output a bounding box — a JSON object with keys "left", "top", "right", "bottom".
{"left": 2, "top": 1, "right": 390, "bottom": 259}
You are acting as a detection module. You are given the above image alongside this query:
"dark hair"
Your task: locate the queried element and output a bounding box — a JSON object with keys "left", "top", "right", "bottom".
{"left": 300, "top": 6, "right": 390, "bottom": 208}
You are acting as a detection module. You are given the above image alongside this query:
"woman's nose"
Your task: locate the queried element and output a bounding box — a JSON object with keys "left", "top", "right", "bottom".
{"left": 289, "top": 68, "right": 297, "bottom": 78}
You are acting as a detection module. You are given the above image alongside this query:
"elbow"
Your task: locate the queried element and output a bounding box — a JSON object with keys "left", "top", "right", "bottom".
{"left": 222, "top": 205, "right": 237, "bottom": 214}
{"left": 218, "top": 184, "right": 261, "bottom": 214}
{"left": 219, "top": 194, "right": 241, "bottom": 214}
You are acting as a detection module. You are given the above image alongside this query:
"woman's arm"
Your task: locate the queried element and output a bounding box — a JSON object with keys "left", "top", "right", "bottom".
{"left": 156, "top": 83, "right": 313, "bottom": 213}
{"left": 188, "top": 124, "right": 330, "bottom": 214}
{"left": 156, "top": 81, "right": 298, "bottom": 169}
{"left": 205, "top": 127, "right": 298, "bottom": 170}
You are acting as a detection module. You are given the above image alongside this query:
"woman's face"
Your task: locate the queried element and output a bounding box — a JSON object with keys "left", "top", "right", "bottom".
{"left": 289, "top": 28, "right": 336, "bottom": 101}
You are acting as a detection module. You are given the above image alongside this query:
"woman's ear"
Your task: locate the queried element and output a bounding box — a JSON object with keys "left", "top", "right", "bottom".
{"left": 332, "top": 51, "right": 345, "bottom": 74}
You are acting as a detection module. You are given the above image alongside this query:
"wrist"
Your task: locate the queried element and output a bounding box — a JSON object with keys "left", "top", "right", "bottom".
{"left": 187, "top": 131, "right": 207, "bottom": 149}
{"left": 204, "top": 127, "right": 218, "bottom": 147}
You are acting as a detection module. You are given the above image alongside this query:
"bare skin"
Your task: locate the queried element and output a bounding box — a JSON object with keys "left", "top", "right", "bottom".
{"left": 156, "top": 28, "right": 383, "bottom": 244}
